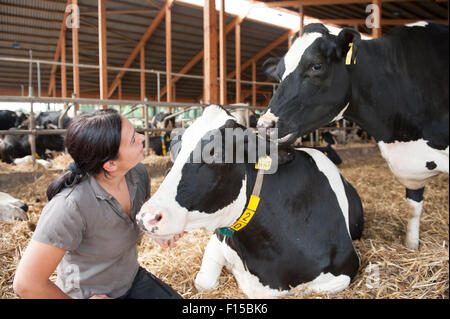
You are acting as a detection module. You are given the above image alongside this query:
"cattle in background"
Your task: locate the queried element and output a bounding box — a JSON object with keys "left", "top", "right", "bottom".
{"left": 137, "top": 105, "right": 363, "bottom": 298}
{"left": 148, "top": 135, "right": 171, "bottom": 156}
{"left": 258, "top": 22, "right": 449, "bottom": 249}
{"left": 293, "top": 131, "right": 342, "bottom": 165}
{"left": 314, "top": 131, "right": 342, "bottom": 165}
{"left": 229, "top": 104, "right": 260, "bottom": 128}
{"left": 150, "top": 112, "right": 176, "bottom": 130}
{"left": 18, "top": 111, "right": 71, "bottom": 130}
{"left": 35, "top": 111, "right": 71, "bottom": 129}
{"left": 0, "top": 110, "right": 27, "bottom": 131}
{"left": 0, "top": 192, "right": 28, "bottom": 221}
{"left": 0, "top": 128, "right": 64, "bottom": 164}
{"left": 0, "top": 110, "right": 71, "bottom": 164}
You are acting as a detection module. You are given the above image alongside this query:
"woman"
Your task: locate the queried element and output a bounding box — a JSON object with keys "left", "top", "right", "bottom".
{"left": 13, "top": 109, "right": 182, "bottom": 299}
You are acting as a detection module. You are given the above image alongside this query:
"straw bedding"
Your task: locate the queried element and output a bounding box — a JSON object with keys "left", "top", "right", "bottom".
{"left": 0, "top": 150, "right": 448, "bottom": 299}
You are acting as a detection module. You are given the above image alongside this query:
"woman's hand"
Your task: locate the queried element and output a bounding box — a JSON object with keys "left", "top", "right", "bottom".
{"left": 89, "top": 294, "right": 114, "bottom": 299}
{"left": 155, "top": 232, "right": 186, "bottom": 248}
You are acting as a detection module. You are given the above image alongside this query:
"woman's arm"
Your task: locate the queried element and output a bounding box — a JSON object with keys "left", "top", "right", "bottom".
{"left": 13, "top": 239, "right": 71, "bottom": 299}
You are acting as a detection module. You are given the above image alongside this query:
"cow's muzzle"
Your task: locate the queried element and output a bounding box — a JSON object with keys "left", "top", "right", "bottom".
{"left": 136, "top": 205, "right": 186, "bottom": 241}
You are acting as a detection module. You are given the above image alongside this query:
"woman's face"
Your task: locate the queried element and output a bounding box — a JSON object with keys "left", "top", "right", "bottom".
{"left": 116, "top": 116, "right": 145, "bottom": 171}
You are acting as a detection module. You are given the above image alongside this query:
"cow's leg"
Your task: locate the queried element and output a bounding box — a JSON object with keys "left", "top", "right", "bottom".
{"left": 300, "top": 273, "right": 351, "bottom": 294}
{"left": 194, "top": 234, "right": 225, "bottom": 291}
{"left": 405, "top": 187, "right": 425, "bottom": 249}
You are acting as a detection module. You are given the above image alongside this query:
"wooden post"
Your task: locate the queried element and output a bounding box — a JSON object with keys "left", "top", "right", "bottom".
{"left": 47, "top": 0, "right": 71, "bottom": 97}
{"left": 372, "top": 0, "right": 382, "bottom": 38}
{"left": 166, "top": 3, "right": 173, "bottom": 111}
{"left": 107, "top": 0, "right": 175, "bottom": 98}
{"left": 61, "top": 34, "right": 67, "bottom": 99}
{"left": 252, "top": 62, "right": 256, "bottom": 106}
{"left": 140, "top": 45, "right": 146, "bottom": 117}
{"left": 118, "top": 80, "right": 122, "bottom": 113}
{"left": 298, "top": 1, "right": 304, "bottom": 36}
{"left": 219, "top": 0, "right": 227, "bottom": 105}
{"left": 98, "top": 0, "right": 108, "bottom": 107}
{"left": 72, "top": 0, "right": 80, "bottom": 111}
{"left": 203, "top": 0, "right": 218, "bottom": 104}
{"left": 235, "top": 21, "right": 241, "bottom": 104}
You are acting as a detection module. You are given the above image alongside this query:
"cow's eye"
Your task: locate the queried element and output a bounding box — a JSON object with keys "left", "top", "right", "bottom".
{"left": 312, "top": 63, "right": 322, "bottom": 71}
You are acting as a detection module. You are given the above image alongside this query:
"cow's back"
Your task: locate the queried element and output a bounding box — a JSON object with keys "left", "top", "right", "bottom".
{"left": 350, "top": 22, "right": 448, "bottom": 146}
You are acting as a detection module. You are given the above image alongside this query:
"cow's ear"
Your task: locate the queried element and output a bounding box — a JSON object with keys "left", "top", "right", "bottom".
{"left": 336, "top": 28, "right": 361, "bottom": 64}
{"left": 262, "top": 57, "right": 281, "bottom": 82}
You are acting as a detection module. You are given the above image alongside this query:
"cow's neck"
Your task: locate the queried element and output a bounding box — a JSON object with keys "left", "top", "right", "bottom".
{"left": 344, "top": 38, "right": 418, "bottom": 143}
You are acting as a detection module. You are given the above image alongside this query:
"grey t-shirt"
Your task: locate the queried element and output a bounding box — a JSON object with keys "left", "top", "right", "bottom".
{"left": 33, "top": 163, "right": 150, "bottom": 299}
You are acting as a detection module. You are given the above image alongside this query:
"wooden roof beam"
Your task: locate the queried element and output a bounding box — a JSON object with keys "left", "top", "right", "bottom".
{"left": 156, "top": 15, "right": 244, "bottom": 101}
{"left": 227, "top": 30, "right": 295, "bottom": 80}
{"left": 107, "top": 0, "right": 175, "bottom": 98}
{"left": 47, "top": 0, "right": 72, "bottom": 97}
{"left": 319, "top": 18, "right": 448, "bottom": 25}
{"left": 258, "top": 0, "right": 421, "bottom": 7}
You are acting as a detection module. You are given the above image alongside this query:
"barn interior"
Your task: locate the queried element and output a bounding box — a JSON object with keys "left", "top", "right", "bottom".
{"left": 0, "top": 0, "right": 449, "bottom": 300}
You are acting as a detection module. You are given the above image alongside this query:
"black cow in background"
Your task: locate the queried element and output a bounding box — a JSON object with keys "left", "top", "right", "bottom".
{"left": 0, "top": 111, "right": 70, "bottom": 164}
{"left": 0, "top": 129, "right": 65, "bottom": 164}
{"left": 0, "top": 110, "right": 27, "bottom": 131}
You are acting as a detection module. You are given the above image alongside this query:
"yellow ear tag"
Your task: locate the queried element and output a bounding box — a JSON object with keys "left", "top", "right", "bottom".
{"left": 255, "top": 155, "right": 272, "bottom": 171}
{"left": 345, "top": 42, "right": 355, "bottom": 65}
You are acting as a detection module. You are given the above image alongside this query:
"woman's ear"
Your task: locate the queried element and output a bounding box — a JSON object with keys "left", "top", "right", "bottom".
{"left": 102, "top": 160, "right": 118, "bottom": 173}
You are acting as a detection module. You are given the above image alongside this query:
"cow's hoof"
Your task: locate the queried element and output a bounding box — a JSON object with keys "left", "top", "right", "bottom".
{"left": 194, "top": 274, "right": 219, "bottom": 291}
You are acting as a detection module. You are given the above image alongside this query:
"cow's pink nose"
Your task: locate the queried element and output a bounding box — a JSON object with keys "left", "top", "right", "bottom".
{"left": 140, "top": 209, "right": 165, "bottom": 234}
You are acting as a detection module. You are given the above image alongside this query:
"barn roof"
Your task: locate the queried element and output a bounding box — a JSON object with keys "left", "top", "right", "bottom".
{"left": 0, "top": 0, "right": 291, "bottom": 104}
{"left": 0, "top": 0, "right": 448, "bottom": 104}
{"left": 258, "top": 0, "right": 448, "bottom": 35}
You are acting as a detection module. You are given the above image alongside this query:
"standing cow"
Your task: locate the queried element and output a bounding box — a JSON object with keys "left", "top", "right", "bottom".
{"left": 137, "top": 105, "right": 363, "bottom": 298}
{"left": 258, "top": 22, "right": 448, "bottom": 249}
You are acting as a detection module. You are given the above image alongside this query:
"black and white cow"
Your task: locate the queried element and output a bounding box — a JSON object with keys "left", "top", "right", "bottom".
{"left": 137, "top": 105, "right": 363, "bottom": 298}
{"left": 258, "top": 22, "right": 449, "bottom": 249}
{"left": 150, "top": 112, "right": 176, "bottom": 130}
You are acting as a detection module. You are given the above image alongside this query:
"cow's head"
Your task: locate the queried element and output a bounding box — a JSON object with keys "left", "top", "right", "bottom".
{"left": 258, "top": 23, "right": 361, "bottom": 145}
{"left": 137, "top": 105, "right": 253, "bottom": 241}
{"left": 137, "top": 105, "right": 292, "bottom": 240}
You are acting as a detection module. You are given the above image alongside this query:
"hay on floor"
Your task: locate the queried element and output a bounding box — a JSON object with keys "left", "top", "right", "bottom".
{"left": 0, "top": 152, "right": 448, "bottom": 299}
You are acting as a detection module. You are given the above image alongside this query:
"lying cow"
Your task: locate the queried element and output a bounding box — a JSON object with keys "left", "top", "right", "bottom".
{"left": 0, "top": 192, "right": 28, "bottom": 221}
{"left": 0, "top": 129, "right": 65, "bottom": 164}
{"left": 137, "top": 105, "right": 363, "bottom": 298}
{"left": 0, "top": 110, "right": 27, "bottom": 131}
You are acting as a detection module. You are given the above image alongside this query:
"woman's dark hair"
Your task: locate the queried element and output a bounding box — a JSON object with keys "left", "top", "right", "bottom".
{"left": 46, "top": 109, "right": 122, "bottom": 200}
